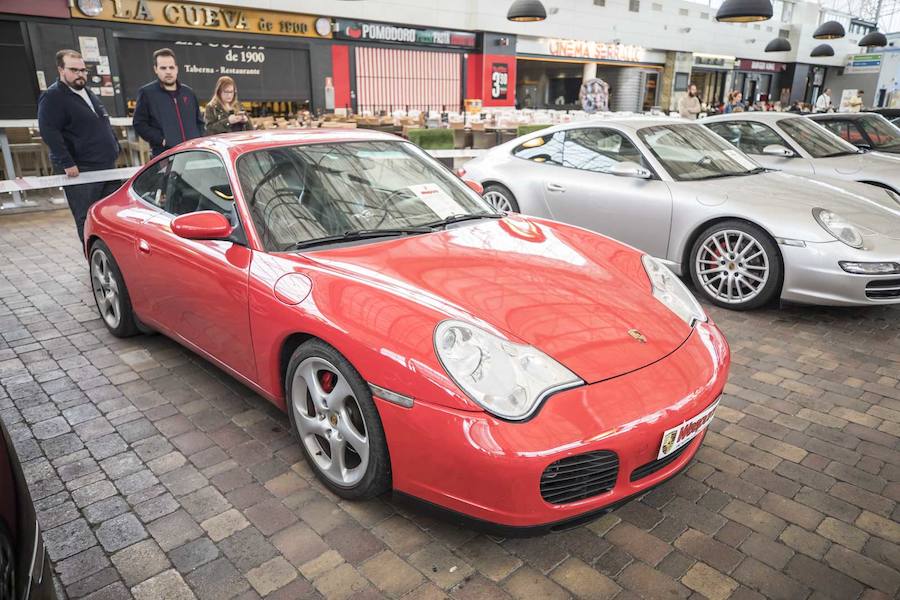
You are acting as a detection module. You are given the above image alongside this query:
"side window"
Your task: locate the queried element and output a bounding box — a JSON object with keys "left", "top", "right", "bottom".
{"left": 513, "top": 131, "right": 565, "bottom": 165}
{"left": 820, "top": 120, "right": 848, "bottom": 140}
{"left": 131, "top": 158, "right": 171, "bottom": 208}
{"left": 165, "top": 152, "right": 235, "bottom": 219}
{"left": 562, "top": 128, "right": 647, "bottom": 173}
{"left": 706, "top": 122, "right": 785, "bottom": 155}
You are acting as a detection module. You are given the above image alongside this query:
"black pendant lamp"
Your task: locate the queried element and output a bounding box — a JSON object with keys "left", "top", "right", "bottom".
{"left": 507, "top": 0, "right": 547, "bottom": 22}
{"left": 859, "top": 31, "right": 888, "bottom": 47}
{"left": 715, "top": 0, "right": 773, "bottom": 23}
{"left": 813, "top": 21, "right": 846, "bottom": 40}
{"left": 811, "top": 43, "right": 835, "bottom": 57}
{"left": 765, "top": 37, "right": 791, "bottom": 52}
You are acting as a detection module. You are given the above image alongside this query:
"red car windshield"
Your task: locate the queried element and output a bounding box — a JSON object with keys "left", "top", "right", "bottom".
{"left": 236, "top": 141, "right": 492, "bottom": 251}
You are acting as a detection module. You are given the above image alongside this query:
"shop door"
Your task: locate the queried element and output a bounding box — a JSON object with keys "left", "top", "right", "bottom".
{"left": 641, "top": 72, "right": 659, "bottom": 111}
{"left": 542, "top": 128, "right": 672, "bottom": 259}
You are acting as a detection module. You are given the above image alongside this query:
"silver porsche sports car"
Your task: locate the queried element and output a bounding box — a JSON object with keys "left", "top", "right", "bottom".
{"left": 702, "top": 112, "right": 900, "bottom": 192}
{"left": 461, "top": 118, "right": 900, "bottom": 309}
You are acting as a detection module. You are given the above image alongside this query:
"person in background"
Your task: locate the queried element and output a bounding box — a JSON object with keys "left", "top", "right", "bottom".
{"left": 204, "top": 76, "right": 251, "bottom": 134}
{"left": 848, "top": 90, "right": 864, "bottom": 113}
{"left": 678, "top": 84, "right": 701, "bottom": 119}
{"left": 725, "top": 91, "right": 743, "bottom": 114}
{"left": 37, "top": 49, "right": 121, "bottom": 243}
{"left": 133, "top": 48, "right": 204, "bottom": 157}
{"left": 815, "top": 88, "right": 833, "bottom": 112}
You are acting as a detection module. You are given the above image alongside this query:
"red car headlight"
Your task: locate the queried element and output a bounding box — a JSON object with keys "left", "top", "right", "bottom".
{"left": 433, "top": 319, "right": 582, "bottom": 421}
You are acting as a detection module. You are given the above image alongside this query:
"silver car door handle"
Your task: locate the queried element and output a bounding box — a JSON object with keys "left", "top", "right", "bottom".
{"left": 546, "top": 182, "right": 566, "bottom": 193}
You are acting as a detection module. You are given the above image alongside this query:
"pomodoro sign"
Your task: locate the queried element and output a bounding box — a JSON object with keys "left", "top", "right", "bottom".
{"left": 547, "top": 38, "right": 646, "bottom": 63}
{"left": 333, "top": 19, "right": 476, "bottom": 48}
{"left": 72, "top": 0, "right": 332, "bottom": 38}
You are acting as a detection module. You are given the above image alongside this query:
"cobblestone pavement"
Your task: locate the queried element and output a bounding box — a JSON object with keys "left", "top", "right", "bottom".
{"left": 1, "top": 209, "right": 899, "bottom": 600}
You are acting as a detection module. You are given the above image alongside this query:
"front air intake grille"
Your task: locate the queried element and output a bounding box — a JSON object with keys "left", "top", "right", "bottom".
{"left": 630, "top": 442, "right": 691, "bottom": 482}
{"left": 866, "top": 278, "right": 900, "bottom": 300}
{"left": 540, "top": 451, "right": 619, "bottom": 505}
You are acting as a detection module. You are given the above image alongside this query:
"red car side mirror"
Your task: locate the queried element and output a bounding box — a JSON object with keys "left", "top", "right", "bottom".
{"left": 464, "top": 180, "right": 484, "bottom": 196}
{"left": 171, "top": 211, "right": 233, "bottom": 240}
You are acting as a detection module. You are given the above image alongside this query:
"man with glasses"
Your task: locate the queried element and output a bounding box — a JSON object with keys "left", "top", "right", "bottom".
{"left": 38, "top": 49, "right": 121, "bottom": 243}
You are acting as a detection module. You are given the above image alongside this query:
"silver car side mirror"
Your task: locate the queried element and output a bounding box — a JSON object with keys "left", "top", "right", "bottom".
{"left": 608, "top": 161, "right": 652, "bottom": 179}
{"left": 762, "top": 144, "right": 795, "bottom": 157}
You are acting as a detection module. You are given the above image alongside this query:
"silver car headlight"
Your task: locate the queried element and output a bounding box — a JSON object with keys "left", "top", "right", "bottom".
{"left": 642, "top": 255, "right": 707, "bottom": 326}
{"left": 434, "top": 320, "right": 582, "bottom": 420}
{"left": 812, "top": 208, "right": 864, "bottom": 249}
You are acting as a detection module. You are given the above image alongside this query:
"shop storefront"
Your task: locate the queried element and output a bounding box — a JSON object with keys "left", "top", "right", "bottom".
{"left": 8, "top": 0, "right": 333, "bottom": 118}
{"left": 515, "top": 36, "right": 666, "bottom": 112}
{"left": 690, "top": 54, "right": 735, "bottom": 108}
{"left": 331, "top": 19, "right": 477, "bottom": 114}
{"left": 732, "top": 58, "right": 787, "bottom": 105}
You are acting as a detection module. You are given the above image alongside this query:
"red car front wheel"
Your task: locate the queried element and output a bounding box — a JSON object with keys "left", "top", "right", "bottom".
{"left": 286, "top": 340, "right": 391, "bottom": 499}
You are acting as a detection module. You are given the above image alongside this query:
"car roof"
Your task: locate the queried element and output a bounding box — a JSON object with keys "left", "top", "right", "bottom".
{"left": 172, "top": 128, "right": 403, "bottom": 158}
{"left": 701, "top": 112, "right": 802, "bottom": 125}
{"left": 544, "top": 116, "right": 695, "bottom": 134}
{"left": 807, "top": 113, "right": 871, "bottom": 121}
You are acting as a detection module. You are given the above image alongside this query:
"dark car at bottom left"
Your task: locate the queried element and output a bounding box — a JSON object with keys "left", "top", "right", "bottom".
{"left": 0, "top": 418, "right": 56, "bottom": 600}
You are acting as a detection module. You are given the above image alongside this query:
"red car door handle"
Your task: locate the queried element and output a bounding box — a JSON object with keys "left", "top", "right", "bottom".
{"left": 138, "top": 239, "right": 151, "bottom": 254}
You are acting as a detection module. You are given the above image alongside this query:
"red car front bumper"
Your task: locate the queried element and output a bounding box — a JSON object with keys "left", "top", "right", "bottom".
{"left": 375, "top": 321, "right": 729, "bottom": 535}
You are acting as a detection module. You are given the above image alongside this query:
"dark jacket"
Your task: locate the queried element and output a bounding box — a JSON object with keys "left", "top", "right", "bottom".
{"left": 37, "top": 80, "right": 120, "bottom": 170}
{"left": 203, "top": 102, "right": 252, "bottom": 135}
{"left": 133, "top": 80, "right": 204, "bottom": 156}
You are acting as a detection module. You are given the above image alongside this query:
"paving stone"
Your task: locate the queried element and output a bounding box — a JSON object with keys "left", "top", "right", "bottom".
{"left": 43, "top": 517, "right": 96, "bottom": 561}
{"left": 785, "top": 552, "right": 866, "bottom": 599}
{"left": 503, "top": 565, "right": 569, "bottom": 600}
{"left": 550, "top": 556, "right": 620, "bottom": 599}
{"left": 682, "top": 562, "right": 739, "bottom": 600}
{"left": 147, "top": 509, "right": 203, "bottom": 552}
{"left": 243, "top": 497, "right": 297, "bottom": 536}
{"left": 825, "top": 544, "right": 900, "bottom": 596}
{"left": 170, "top": 537, "right": 221, "bottom": 574}
{"left": 96, "top": 512, "right": 148, "bottom": 552}
{"left": 779, "top": 524, "right": 831, "bottom": 560}
{"left": 132, "top": 569, "right": 195, "bottom": 600}
{"left": 112, "top": 539, "right": 170, "bottom": 586}
{"left": 245, "top": 556, "right": 297, "bottom": 596}
{"left": 675, "top": 528, "right": 745, "bottom": 573}
{"left": 185, "top": 557, "right": 248, "bottom": 600}
{"left": 219, "top": 526, "right": 279, "bottom": 573}
{"left": 201, "top": 508, "right": 249, "bottom": 542}
{"left": 134, "top": 492, "right": 180, "bottom": 523}
{"left": 360, "top": 549, "right": 425, "bottom": 597}
{"left": 312, "top": 562, "right": 372, "bottom": 599}
{"left": 617, "top": 561, "right": 691, "bottom": 599}
{"left": 322, "top": 521, "right": 385, "bottom": 565}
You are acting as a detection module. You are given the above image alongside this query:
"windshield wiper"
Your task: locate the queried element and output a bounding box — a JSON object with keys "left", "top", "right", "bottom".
{"left": 423, "top": 212, "right": 503, "bottom": 229}
{"left": 285, "top": 227, "right": 433, "bottom": 251}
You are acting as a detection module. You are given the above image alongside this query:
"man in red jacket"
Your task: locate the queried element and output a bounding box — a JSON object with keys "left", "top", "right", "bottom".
{"left": 132, "top": 48, "right": 204, "bottom": 158}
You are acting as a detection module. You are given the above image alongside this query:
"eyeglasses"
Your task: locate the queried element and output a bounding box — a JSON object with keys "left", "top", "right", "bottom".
{"left": 65, "top": 68, "right": 89, "bottom": 74}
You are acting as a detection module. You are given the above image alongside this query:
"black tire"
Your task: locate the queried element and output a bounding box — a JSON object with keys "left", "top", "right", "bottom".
{"left": 89, "top": 240, "right": 139, "bottom": 337}
{"left": 285, "top": 339, "right": 391, "bottom": 500}
{"left": 482, "top": 183, "right": 520, "bottom": 213}
{"left": 688, "top": 220, "right": 782, "bottom": 310}
{"left": 0, "top": 519, "right": 14, "bottom": 600}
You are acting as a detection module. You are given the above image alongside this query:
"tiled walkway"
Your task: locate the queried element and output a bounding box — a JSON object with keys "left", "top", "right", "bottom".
{"left": 1, "top": 209, "right": 898, "bottom": 600}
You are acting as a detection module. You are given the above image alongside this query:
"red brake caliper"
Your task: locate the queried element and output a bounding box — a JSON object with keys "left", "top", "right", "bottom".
{"left": 319, "top": 371, "right": 336, "bottom": 394}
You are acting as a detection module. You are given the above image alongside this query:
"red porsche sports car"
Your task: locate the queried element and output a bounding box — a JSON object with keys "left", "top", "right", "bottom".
{"left": 84, "top": 130, "right": 729, "bottom": 535}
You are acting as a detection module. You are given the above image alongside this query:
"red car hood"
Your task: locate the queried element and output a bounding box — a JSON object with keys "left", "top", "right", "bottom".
{"left": 299, "top": 216, "right": 692, "bottom": 384}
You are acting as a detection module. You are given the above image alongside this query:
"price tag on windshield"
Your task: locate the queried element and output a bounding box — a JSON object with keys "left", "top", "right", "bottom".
{"left": 407, "top": 184, "right": 460, "bottom": 219}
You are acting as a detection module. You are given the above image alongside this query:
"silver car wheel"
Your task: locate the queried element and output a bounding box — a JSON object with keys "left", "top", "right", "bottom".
{"left": 91, "top": 249, "right": 121, "bottom": 329}
{"left": 483, "top": 190, "right": 513, "bottom": 212}
{"left": 291, "top": 356, "right": 369, "bottom": 487}
{"left": 695, "top": 229, "right": 769, "bottom": 305}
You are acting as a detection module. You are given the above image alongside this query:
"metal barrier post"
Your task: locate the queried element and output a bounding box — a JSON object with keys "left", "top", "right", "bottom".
{"left": 0, "top": 128, "right": 36, "bottom": 210}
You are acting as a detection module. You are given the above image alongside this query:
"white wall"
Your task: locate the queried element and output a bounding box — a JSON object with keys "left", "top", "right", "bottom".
{"left": 210, "top": 0, "right": 867, "bottom": 66}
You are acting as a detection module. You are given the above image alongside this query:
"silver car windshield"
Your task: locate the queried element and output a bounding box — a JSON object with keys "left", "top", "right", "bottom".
{"left": 778, "top": 117, "right": 859, "bottom": 158}
{"left": 236, "top": 141, "right": 495, "bottom": 251}
{"left": 637, "top": 124, "right": 761, "bottom": 181}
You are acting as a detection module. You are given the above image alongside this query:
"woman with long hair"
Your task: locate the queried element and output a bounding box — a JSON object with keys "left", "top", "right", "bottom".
{"left": 205, "top": 76, "right": 251, "bottom": 134}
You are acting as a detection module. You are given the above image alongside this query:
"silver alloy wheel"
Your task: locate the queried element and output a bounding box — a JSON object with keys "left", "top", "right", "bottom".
{"left": 91, "top": 249, "right": 121, "bottom": 329}
{"left": 695, "top": 229, "right": 769, "bottom": 305}
{"left": 483, "top": 190, "right": 513, "bottom": 212}
{"left": 291, "top": 356, "right": 369, "bottom": 487}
